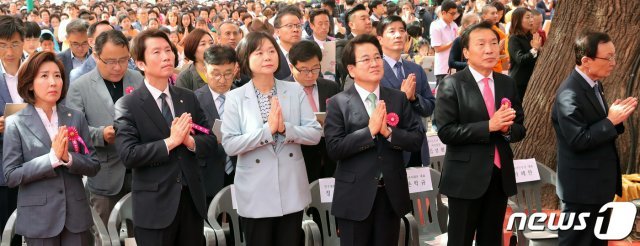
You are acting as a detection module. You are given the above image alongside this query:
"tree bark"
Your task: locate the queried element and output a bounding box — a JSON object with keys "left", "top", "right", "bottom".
{"left": 512, "top": 0, "right": 640, "bottom": 208}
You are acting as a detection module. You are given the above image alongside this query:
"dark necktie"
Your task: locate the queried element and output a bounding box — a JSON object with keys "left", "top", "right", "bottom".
{"left": 594, "top": 82, "right": 606, "bottom": 112}
{"left": 394, "top": 62, "right": 405, "bottom": 81}
{"left": 159, "top": 93, "right": 173, "bottom": 127}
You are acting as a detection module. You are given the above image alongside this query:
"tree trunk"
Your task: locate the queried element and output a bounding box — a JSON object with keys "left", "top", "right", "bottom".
{"left": 512, "top": 0, "right": 640, "bottom": 208}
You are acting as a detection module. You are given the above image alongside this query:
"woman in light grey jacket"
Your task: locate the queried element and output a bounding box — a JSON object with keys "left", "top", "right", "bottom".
{"left": 221, "top": 31, "right": 322, "bottom": 246}
{"left": 2, "top": 52, "right": 99, "bottom": 245}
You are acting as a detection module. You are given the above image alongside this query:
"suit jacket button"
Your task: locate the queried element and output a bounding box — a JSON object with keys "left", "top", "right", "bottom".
{"left": 378, "top": 156, "right": 382, "bottom": 160}
{"left": 256, "top": 159, "right": 260, "bottom": 164}
{"left": 58, "top": 190, "right": 63, "bottom": 194}
{"left": 177, "top": 177, "right": 181, "bottom": 183}
{"left": 289, "top": 153, "right": 293, "bottom": 157}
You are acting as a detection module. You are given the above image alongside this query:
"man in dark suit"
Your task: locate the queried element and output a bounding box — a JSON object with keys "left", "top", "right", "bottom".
{"left": 434, "top": 22, "right": 526, "bottom": 246}
{"left": 114, "top": 29, "right": 217, "bottom": 246}
{"left": 552, "top": 31, "right": 637, "bottom": 246}
{"left": 56, "top": 19, "right": 91, "bottom": 85}
{"left": 194, "top": 45, "right": 238, "bottom": 205}
{"left": 377, "top": 15, "right": 436, "bottom": 167}
{"left": 285, "top": 40, "right": 340, "bottom": 181}
{"left": 336, "top": 4, "right": 373, "bottom": 88}
{"left": 324, "top": 34, "right": 424, "bottom": 246}
{"left": 273, "top": 5, "right": 303, "bottom": 80}
{"left": 306, "top": 8, "right": 336, "bottom": 49}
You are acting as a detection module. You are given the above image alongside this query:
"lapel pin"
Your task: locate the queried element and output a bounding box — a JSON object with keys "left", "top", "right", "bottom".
{"left": 68, "top": 113, "right": 72, "bottom": 117}
{"left": 180, "top": 100, "right": 183, "bottom": 103}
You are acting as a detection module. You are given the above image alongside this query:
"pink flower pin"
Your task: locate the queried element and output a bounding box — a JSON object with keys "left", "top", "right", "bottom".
{"left": 501, "top": 98, "right": 512, "bottom": 108}
{"left": 387, "top": 112, "right": 399, "bottom": 127}
{"left": 125, "top": 86, "right": 134, "bottom": 94}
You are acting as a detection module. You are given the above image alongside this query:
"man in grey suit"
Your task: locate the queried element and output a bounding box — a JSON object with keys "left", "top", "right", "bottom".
{"left": 56, "top": 19, "right": 91, "bottom": 86}
{"left": 66, "top": 30, "right": 144, "bottom": 226}
{"left": 194, "top": 45, "right": 237, "bottom": 205}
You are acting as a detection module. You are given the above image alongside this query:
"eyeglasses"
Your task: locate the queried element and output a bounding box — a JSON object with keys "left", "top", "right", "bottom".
{"left": 70, "top": 42, "right": 90, "bottom": 49}
{"left": 97, "top": 56, "right": 130, "bottom": 66}
{"left": 211, "top": 73, "right": 235, "bottom": 81}
{"left": 294, "top": 67, "right": 321, "bottom": 75}
{"left": 594, "top": 56, "right": 616, "bottom": 63}
{"left": 446, "top": 11, "right": 458, "bottom": 16}
{"left": 278, "top": 23, "right": 302, "bottom": 30}
{"left": 356, "top": 55, "right": 383, "bottom": 65}
{"left": 0, "top": 42, "right": 23, "bottom": 50}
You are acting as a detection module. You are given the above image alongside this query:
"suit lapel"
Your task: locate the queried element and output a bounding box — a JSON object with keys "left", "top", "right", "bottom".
{"left": 22, "top": 105, "right": 52, "bottom": 147}
{"left": 57, "top": 105, "right": 73, "bottom": 128}
{"left": 202, "top": 89, "right": 220, "bottom": 122}
{"left": 122, "top": 70, "right": 141, "bottom": 95}
{"left": 346, "top": 86, "right": 369, "bottom": 125}
{"left": 573, "top": 71, "right": 607, "bottom": 116}
{"left": 462, "top": 69, "right": 490, "bottom": 119}
{"left": 91, "top": 70, "right": 116, "bottom": 116}
{"left": 317, "top": 80, "right": 328, "bottom": 112}
{"left": 0, "top": 74, "right": 12, "bottom": 105}
{"left": 276, "top": 81, "right": 291, "bottom": 153}
{"left": 139, "top": 86, "right": 170, "bottom": 135}
{"left": 493, "top": 72, "right": 505, "bottom": 109}
{"left": 170, "top": 86, "right": 186, "bottom": 118}
{"left": 382, "top": 60, "right": 401, "bottom": 89}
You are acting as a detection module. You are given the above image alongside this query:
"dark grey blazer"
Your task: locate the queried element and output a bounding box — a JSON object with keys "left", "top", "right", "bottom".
{"left": 176, "top": 63, "right": 207, "bottom": 91}
{"left": 2, "top": 104, "right": 100, "bottom": 238}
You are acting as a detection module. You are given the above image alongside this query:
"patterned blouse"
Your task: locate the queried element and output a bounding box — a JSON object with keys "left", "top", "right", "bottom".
{"left": 254, "top": 84, "right": 283, "bottom": 148}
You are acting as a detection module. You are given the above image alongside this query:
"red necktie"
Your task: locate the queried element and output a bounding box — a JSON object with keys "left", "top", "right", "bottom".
{"left": 482, "top": 78, "right": 501, "bottom": 169}
{"left": 303, "top": 86, "right": 318, "bottom": 112}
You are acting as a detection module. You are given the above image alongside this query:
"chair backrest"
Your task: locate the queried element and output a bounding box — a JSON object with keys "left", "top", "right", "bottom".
{"left": 207, "top": 185, "right": 243, "bottom": 246}
{"left": 307, "top": 180, "right": 339, "bottom": 246}
{"left": 91, "top": 206, "right": 112, "bottom": 246}
{"left": 0, "top": 210, "right": 17, "bottom": 246}
{"left": 408, "top": 168, "right": 443, "bottom": 237}
{"left": 429, "top": 156, "right": 445, "bottom": 173}
{"left": 107, "top": 193, "right": 133, "bottom": 246}
{"left": 510, "top": 162, "right": 557, "bottom": 214}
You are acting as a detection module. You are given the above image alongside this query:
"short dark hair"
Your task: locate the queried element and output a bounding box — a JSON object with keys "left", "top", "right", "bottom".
{"left": 512, "top": 0, "right": 522, "bottom": 6}
{"left": 203, "top": 45, "right": 237, "bottom": 66}
{"left": 491, "top": 1, "right": 505, "bottom": 12}
{"left": 345, "top": 0, "right": 356, "bottom": 6}
{"left": 182, "top": 28, "right": 212, "bottom": 62}
{"left": 342, "top": 34, "right": 383, "bottom": 68}
{"left": 346, "top": 4, "right": 367, "bottom": 24}
{"left": 321, "top": 0, "right": 336, "bottom": 9}
{"left": 18, "top": 51, "right": 68, "bottom": 104}
{"left": 40, "top": 9, "right": 50, "bottom": 17}
{"left": 66, "top": 19, "right": 89, "bottom": 36}
{"left": 88, "top": 20, "right": 112, "bottom": 38}
{"left": 460, "top": 21, "right": 500, "bottom": 50}
{"left": 309, "top": 8, "right": 330, "bottom": 24}
{"left": 407, "top": 21, "right": 422, "bottom": 38}
{"left": 440, "top": 0, "right": 457, "bottom": 12}
{"left": 376, "top": 15, "right": 405, "bottom": 36}
{"left": 574, "top": 31, "right": 611, "bottom": 66}
{"left": 236, "top": 31, "right": 281, "bottom": 77}
{"left": 0, "top": 16, "right": 25, "bottom": 41}
{"left": 369, "top": 0, "right": 383, "bottom": 10}
{"left": 288, "top": 40, "right": 322, "bottom": 66}
{"left": 94, "top": 30, "right": 129, "bottom": 55}
{"left": 130, "top": 28, "right": 178, "bottom": 65}
{"left": 24, "top": 21, "right": 41, "bottom": 39}
{"left": 274, "top": 5, "right": 302, "bottom": 28}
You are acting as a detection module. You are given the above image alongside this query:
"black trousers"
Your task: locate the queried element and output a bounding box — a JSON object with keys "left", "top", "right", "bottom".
{"left": 240, "top": 210, "right": 303, "bottom": 246}
{"left": 558, "top": 201, "right": 609, "bottom": 246}
{"left": 447, "top": 166, "right": 508, "bottom": 246}
{"left": 0, "top": 186, "right": 20, "bottom": 246}
{"left": 134, "top": 187, "right": 204, "bottom": 246}
{"left": 336, "top": 187, "right": 401, "bottom": 246}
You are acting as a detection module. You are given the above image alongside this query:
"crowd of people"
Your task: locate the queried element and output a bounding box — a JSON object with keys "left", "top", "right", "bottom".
{"left": 0, "top": 0, "right": 635, "bottom": 245}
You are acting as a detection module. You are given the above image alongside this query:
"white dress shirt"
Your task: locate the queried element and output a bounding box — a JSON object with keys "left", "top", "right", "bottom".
{"left": 468, "top": 65, "right": 495, "bottom": 99}
{"left": 144, "top": 80, "right": 179, "bottom": 154}
{"left": 208, "top": 87, "right": 226, "bottom": 116}
{"left": 0, "top": 59, "right": 24, "bottom": 103}
{"left": 34, "top": 106, "right": 72, "bottom": 168}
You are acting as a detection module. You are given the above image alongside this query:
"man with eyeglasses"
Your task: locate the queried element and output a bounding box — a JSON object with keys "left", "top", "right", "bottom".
{"left": 553, "top": 31, "right": 637, "bottom": 246}
{"left": 273, "top": 5, "right": 303, "bottom": 80}
{"left": 324, "top": 34, "right": 424, "bottom": 246}
{"left": 69, "top": 20, "right": 121, "bottom": 82}
{"left": 0, "top": 15, "right": 26, "bottom": 246}
{"left": 57, "top": 19, "right": 91, "bottom": 85}
{"left": 65, "top": 30, "right": 143, "bottom": 234}
{"left": 285, "top": 40, "right": 340, "bottom": 182}
{"left": 429, "top": 0, "right": 459, "bottom": 86}
{"left": 194, "top": 45, "right": 238, "bottom": 205}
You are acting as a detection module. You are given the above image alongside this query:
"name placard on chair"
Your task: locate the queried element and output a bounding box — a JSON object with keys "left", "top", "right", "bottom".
{"left": 514, "top": 158, "right": 541, "bottom": 183}
{"left": 427, "top": 135, "right": 446, "bottom": 157}
{"left": 406, "top": 167, "right": 433, "bottom": 193}
{"left": 318, "top": 178, "right": 336, "bottom": 203}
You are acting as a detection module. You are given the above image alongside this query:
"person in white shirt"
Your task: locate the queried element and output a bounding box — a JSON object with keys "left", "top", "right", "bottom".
{"left": 429, "top": 0, "right": 459, "bottom": 86}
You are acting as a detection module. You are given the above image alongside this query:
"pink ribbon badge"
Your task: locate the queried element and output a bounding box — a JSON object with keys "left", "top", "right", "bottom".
{"left": 190, "top": 123, "right": 210, "bottom": 135}
{"left": 125, "top": 86, "right": 134, "bottom": 94}
{"left": 386, "top": 112, "right": 399, "bottom": 127}
{"left": 67, "top": 126, "right": 89, "bottom": 154}
{"left": 501, "top": 98, "right": 512, "bottom": 108}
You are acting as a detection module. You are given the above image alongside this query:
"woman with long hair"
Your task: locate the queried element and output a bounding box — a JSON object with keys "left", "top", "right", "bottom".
{"left": 177, "top": 12, "right": 194, "bottom": 40}
{"left": 175, "top": 29, "right": 214, "bottom": 91}
{"left": 508, "top": 7, "right": 541, "bottom": 100}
